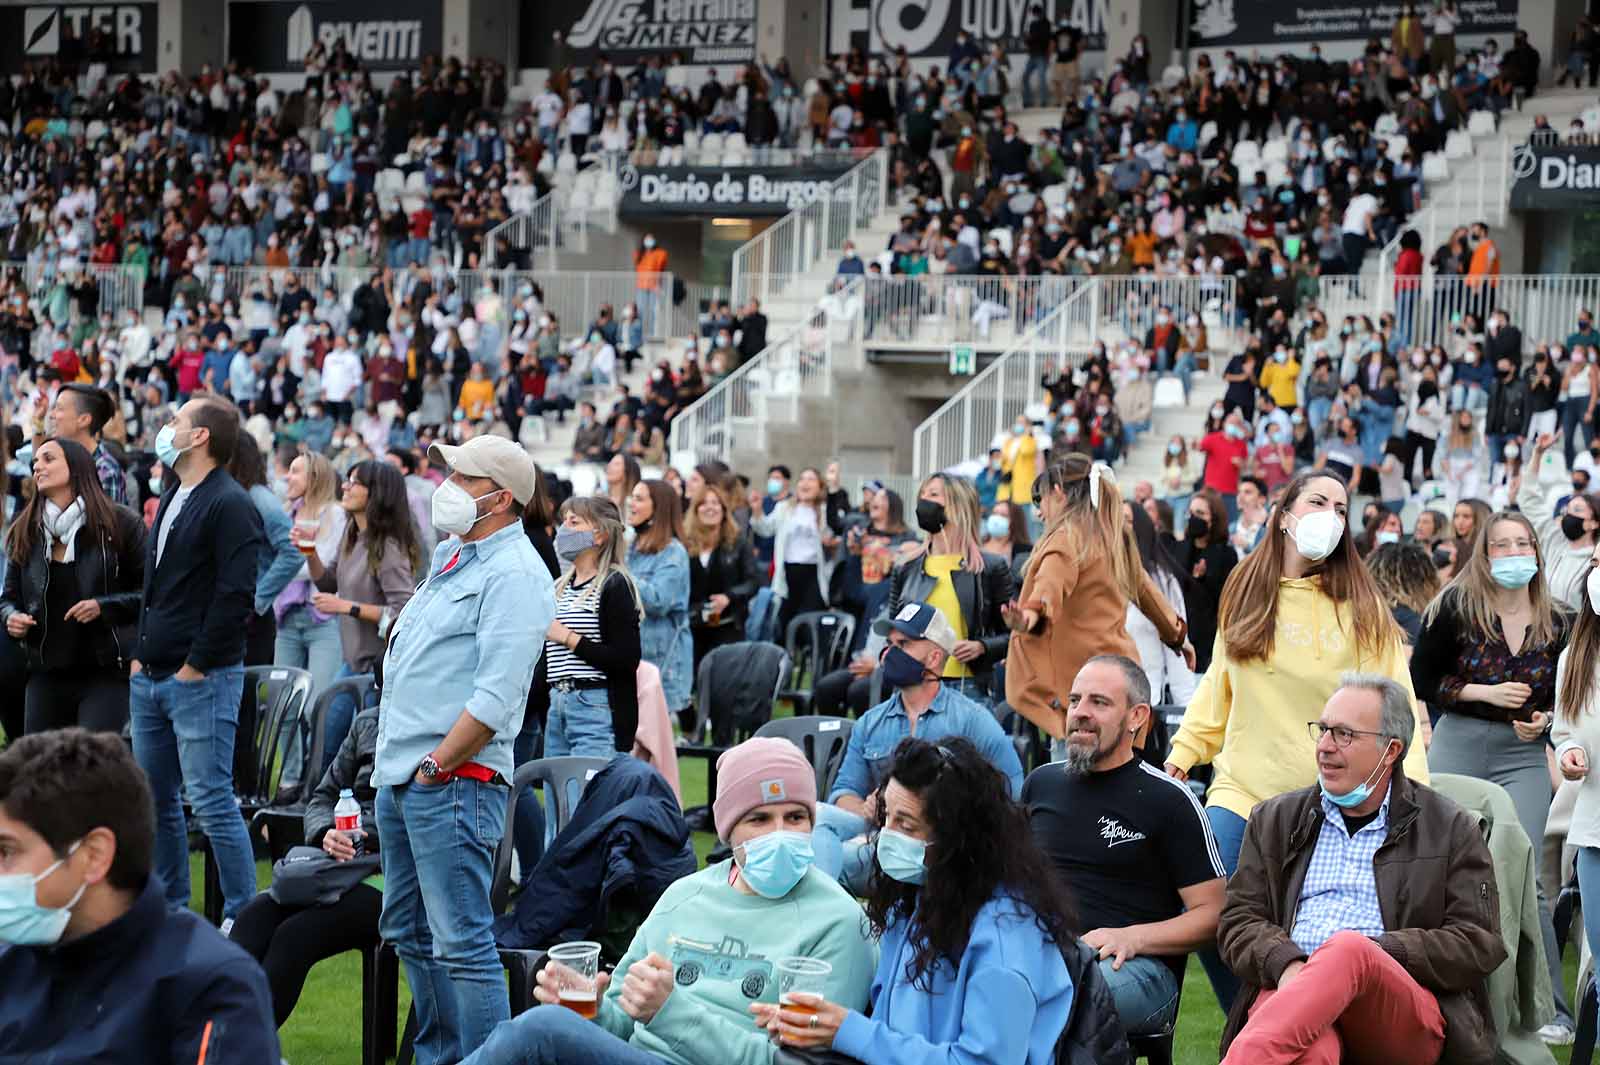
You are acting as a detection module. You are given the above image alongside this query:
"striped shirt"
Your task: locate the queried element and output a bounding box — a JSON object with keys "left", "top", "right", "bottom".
{"left": 95, "top": 442, "right": 128, "bottom": 505}
{"left": 1290, "top": 792, "right": 1391, "bottom": 956}
{"left": 544, "top": 576, "right": 605, "bottom": 684}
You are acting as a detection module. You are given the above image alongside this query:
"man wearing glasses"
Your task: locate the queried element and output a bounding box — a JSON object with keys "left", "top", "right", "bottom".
{"left": 1215, "top": 673, "right": 1505, "bottom": 1065}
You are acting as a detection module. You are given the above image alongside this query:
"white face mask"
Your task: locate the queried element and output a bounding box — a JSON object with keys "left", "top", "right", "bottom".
{"left": 431, "top": 479, "right": 502, "bottom": 537}
{"left": 1286, "top": 509, "right": 1344, "bottom": 562}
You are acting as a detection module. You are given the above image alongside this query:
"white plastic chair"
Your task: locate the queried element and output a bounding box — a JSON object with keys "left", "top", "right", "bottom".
{"left": 1260, "top": 138, "right": 1289, "bottom": 166}
{"left": 404, "top": 171, "right": 428, "bottom": 194}
{"left": 1444, "top": 130, "right": 1473, "bottom": 159}
{"left": 684, "top": 130, "right": 701, "bottom": 154}
{"left": 1467, "top": 111, "right": 1497, "bottom": 137}
{"left": 1230, "top": 140, "right": 1259, "bottom": 167}
{"left": 1152, "top": 376, "right": 1187, "bottom": 408}
{"left": 1160, "top": 64, "right": 1186, "bottom": 90}
{"left": 310, "top": 153, "right": 330, "bottom": 175}
{"left": 723, "top": 132, "right": 747, "bottom": 153}
{"left": 1264, "top": 161, "right": 1290, "bottom": 188}
{"left": 1385, "top": 135, "right": 1409, "bottom": 164}
{"left": 1374, "top": 113, "right": 1401, "bottom": 138}
{"left": 556, "top": 151, "right": 579, "bottom": 175}
{"left": 401, "top": 195, "right": 424, "bottom": 216}
{"left": 700, "top": 132, "right": 724, "bottom": 157}
{"left": 987, "top": 228, "right": 1013, "bottom": 258}
{"left": 1042, "top": 184, "right": 1067, "bottom": 208}
{"left": 536, "top": 151, "right": 556, "bottom": 177}
{"left": 1421, "top": 152, "right": 1450, "bottom": 182}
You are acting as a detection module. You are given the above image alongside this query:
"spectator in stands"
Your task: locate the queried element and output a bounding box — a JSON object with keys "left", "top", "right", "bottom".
{"left": 374, "top": 435, "right": 553, "bottom": 1065}
{"left": 2, "top": 439, "right": 144, "bottom": 734}
{"left": 750, "top": 466, "right": 836, "bottom": 637}
{"left": 627, "top": 479, "right": 693, "bottom": 718}
{"left": 633, "top": 234, "right": 668, "bottom": 337}
{"left": 684, "top": 484, "right": 759, "bottom": 669}
{"left": 460, "top": 737, "right": 875, "bottom": 1065}
{"left": 129, "top": 398, "right": 263, "bottom": 924}
{"left": 0, "top": 729, "right": 279, "bottom": 1060}
{"left": 1216, "top": 673, "right": 1503, "bottom": 1065}
{"left": 1028, "top": 655, "right": 1226, "bottom": 1034}
{"left": 47, "top": 385, "right": 127, "bottom": 504}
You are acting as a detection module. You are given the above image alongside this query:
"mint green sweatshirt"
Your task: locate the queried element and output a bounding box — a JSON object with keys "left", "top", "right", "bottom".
{"left": 596, "top": 860, "right": 877, "bottom": 1065}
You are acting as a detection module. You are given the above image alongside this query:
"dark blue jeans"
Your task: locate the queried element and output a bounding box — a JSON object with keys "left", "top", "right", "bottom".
{"left": 1196, "top": 805, "right": 1247, "bottom": 1012}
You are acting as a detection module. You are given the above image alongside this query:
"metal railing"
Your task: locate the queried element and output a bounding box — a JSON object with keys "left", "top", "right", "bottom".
{"left": 483, "top": 192, "right": 560, "bottom": 269}
{"left": 847, "top": 274, "right": 1090, "bottom": 349}
{"left": 670, "top": 276, "right": 864, "bottom": 465}
{"left": 3, "top": 261, "right": 145, "bottom": 317}
{"left": 730, "top": 150, "right": 887, "bottom": 308}
{"left": 909, "top": 275, "right": 1240, "bottom": 477}
{"left": 671, "top": 282, "right": 732, "bottom": 340}
{"left": 1390, "top": 275, "right": 1600, "bottom": 352}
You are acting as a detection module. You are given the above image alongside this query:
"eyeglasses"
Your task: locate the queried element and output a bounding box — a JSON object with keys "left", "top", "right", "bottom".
{"left": 1486, "top": 538, "right": 1535, "bottom": 553}
{"left": 1307, "top": 721, "right": 1389, "bottom": 749}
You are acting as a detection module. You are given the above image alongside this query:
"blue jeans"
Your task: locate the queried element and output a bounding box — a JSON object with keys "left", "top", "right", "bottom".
{"left": 811, "top": 802, "right": 873, "bottom": 895}
{"left": 544, "top": 687, "right": 615, "bottom": 760}
{"left": 319, "top": 661, "right": 369, "bottom": 780}
{"left": 377, "top": 777, "right": 509, "bottom": 1065}
{"left": 1197, "top": 806, "right": 1246, "bottom": 1012}
{"left": 1564, "top": 396, "right": 1594, "bottom": 469}
{"left": 129, "top": 665, "right": 255, "bottom": 918}
{"left": 1022, "top": 56, "right": 1050, "bottom": 107}
{"left": 274, "top": 605, "right": 345, "bottom": 790}
{"left": 460, "top": 1002, "right": 666, "bottom": 1065}
{"left": 1395, "top": 288, "right": 1418, "bottom": 348}
{"left": 635, "top": 287, "right": 659, "bottom": 338}
{"left": 513, "top": 713, "right": 548, "bottom": 873}
{"left": 1100, "top": 955, "right": 1181, "bottom": 1035}
{"left": 1578, "top": 849, "right": 1600, "bottom": 995}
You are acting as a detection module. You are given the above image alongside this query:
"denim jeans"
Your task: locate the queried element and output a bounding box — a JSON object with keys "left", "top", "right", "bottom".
{"left": 1101, "top": 955, "right": 1182, "bottom": 1035}
{"left": 513, "top": 713, "right": 548, "bottom": 873}
{"left": 129, "top": 664, "right": 255, "bottom": 918}
{"left": 377, "top": 777, "right": 509, "bottom": 1065}
{"left": 1197, "top": 806, "right": 1247, "bottom": 1013}
{"left": 1564, "top": 396, "right": 1595, "bottom": 469}
{"left": 544, "top": 687, "right": 615, "bottom": 760}
{"left": 460, "top": 1002, "right": 667, "bottom": 1065}
{"left": 1022, "top": 56, "right": 1050, "bottom": 107}
{"left": 274, "top": 605, "right": 345, "bottom": 791}
{"left": 319, "top": 661, "right": 369, "bottom": 781}
{"left": 635, "top": 287, "right": 659, "bottom": 338}
{"left": 811, "top": 802, "right": 873, "bottom": 895}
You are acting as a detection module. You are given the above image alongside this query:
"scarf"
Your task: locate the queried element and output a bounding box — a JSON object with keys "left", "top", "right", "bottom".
{"left": 42, "top": 497, "right": 85, "bottom": 563}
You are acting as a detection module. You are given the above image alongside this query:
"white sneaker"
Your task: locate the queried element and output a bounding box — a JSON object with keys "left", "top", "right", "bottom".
{"left": 1538, "top": 1022, "right": 1575, "bottom": 1046}
{"left": 219, "top": 917, "right": 235, "bottom": 938}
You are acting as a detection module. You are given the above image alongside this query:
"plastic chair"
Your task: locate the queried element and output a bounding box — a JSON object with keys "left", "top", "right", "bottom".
{"left": 1444, "top": 129, "right": 1473, "bottom": 159}
{"left": 1421, "top": 152, "right": 1450, "bottom": 182}
{"left": 1229, "top": 140, "right": 1259, "bottom": 168}
{"left": 1468, "top": 110, "right": 1497, "bottom": 137}
{"left": 779, "top": 611, "right": 858, "bottom": 714}
{"left": 1126, "top": 955, "right": 1184, "bottom": 1064}
{"left": 302, "top": 674, "right": 378, "bottom": 792}
{"left": 1197, "top": 120, "right": 1218, "bottom": 152}
{"left": 754, "top": 716, "right": 855, "bottom": 799}
{"left": 1260, "top": 138, "right": 1288, "bottom": 166}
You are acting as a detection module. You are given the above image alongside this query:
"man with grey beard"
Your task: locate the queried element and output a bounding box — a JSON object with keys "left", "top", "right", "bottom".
{"left": 1024, "top": 654, "right": 1226, "bottom": 1035}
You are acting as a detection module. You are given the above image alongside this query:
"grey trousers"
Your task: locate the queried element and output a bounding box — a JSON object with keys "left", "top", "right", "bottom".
{"left": 1429, "top": 712, "right": 1572, "bottom": 1027}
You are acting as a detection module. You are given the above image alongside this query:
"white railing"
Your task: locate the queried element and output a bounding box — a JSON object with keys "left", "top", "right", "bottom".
{"left": 910, "top": 275, "right": 1240, "bottom": 477}
{"left": 4, "top": 261, "right": 145, "bottom": 317}
{"left": 731, "top": 150, "right": 888, "bottom": 308}
{"left": 483, "top": 192, "right": 560, "bottom": 269}
{"left": 852, "top": 274, "right": 1091, "bottom": 349}
{"left": 671, "top": 282, "right": 731, "bottom": 340}
{"left": 1390, "top": 275, "right": 1600, "bottom": 352}
{"left": 670, "top": 277, "right": 864, "bottom": 465}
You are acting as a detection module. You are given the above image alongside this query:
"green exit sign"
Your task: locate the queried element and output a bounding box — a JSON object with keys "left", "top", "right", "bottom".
{"left": 949, "top": 345, "right": 975, "bottom": 375}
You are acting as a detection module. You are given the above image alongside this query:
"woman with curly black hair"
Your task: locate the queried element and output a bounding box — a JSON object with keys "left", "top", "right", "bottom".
{"left": 765, "top": 737, "right": 1075, "bottom": 1063}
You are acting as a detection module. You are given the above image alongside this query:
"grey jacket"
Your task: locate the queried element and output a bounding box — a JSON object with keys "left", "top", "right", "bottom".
{"left": 304, "top": 709, "right": 380, "bottom": 851}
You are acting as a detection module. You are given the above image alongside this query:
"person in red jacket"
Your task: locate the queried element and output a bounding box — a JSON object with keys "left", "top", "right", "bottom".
{"left": 1393, "top": 230, "right": 1424, "bottom": 349}
{"left": 1197, "top": 412, "right": 1251, "bottom": 522}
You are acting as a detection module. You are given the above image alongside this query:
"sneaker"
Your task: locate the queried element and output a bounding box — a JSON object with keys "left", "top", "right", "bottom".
{"left": 219, "top": 917, "right": 235, "bottom": 938}
{"left": 1538, "top": 1022, "right": 1575, "bottom": 1046}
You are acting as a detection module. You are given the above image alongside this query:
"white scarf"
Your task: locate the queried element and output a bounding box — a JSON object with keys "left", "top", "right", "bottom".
{"left": 42, "top": 498, "right": 85, "bottom": 563}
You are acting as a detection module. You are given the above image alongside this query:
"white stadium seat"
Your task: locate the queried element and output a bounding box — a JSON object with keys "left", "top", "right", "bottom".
{"left": 1421, "top": 152, "right": 1450, "bottom": 182}
{"left": 1444, "top": 130, "right": 1473, "bottom": 159}
{"left": 1467, "top": 111, "right": 1497, "bottom": 137}
{"left": 1260, "top": 138, "right": 1288, "bottom": 165}
{"left": 1230, "top": 140, "right": 1259, "bottom": 167}
{"left": 404, "top": 171, "right": 428, "bottom": 194}
{"left": 556, "top": 151, "right": 579, "bottom": 175}
{"left": 1198, "top": 120, "right": 1218, "bottom": 151}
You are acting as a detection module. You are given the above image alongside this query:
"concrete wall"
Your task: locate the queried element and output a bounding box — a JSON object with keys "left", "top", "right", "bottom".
{"left": 160, "top": 0, "right": 224, "bottom": 74}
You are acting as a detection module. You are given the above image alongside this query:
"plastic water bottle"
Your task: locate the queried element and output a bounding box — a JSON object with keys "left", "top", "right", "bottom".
{"left": 334, "top": 788, "right": 364, "bottom": 856}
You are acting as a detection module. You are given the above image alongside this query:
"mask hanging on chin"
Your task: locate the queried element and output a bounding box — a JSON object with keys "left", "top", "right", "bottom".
{"left": 1319, "top": 744, "right": 1394, "bottom": 809}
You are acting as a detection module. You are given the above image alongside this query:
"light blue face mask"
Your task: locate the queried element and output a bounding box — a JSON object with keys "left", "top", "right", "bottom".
{"left": 876, "top": 827, "right": 928, "bottom": 885}
{"left": 736, "top": 830, "right": 815, "bottom": 899}
{"left": 1319, "top": 741, "right": 1396, "bottom": 810}
{"left": 153, "top": 423, "right": 190, "bottom": 469}
{"left": 0, "top": 841, "right": 84, "bottom": 946}
{"left": 1490, "top": 554, "right": 1538, "bottom": 589}
{"left": 984, "top": 513, "right": 1010, "bottom": 539}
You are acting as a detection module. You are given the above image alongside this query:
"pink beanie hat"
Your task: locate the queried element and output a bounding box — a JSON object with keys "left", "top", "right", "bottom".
{"left": 712, "top": 737, "right": 817, "bottom": 842}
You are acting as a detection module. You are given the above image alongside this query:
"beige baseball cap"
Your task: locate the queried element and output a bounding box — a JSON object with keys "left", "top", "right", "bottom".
{"left": 428, "top": 436, "right": 538, "bottom": 506}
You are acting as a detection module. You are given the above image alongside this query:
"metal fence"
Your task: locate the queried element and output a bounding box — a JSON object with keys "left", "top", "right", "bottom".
{"left": 2, "top": 260, "right": 145, "bottom": 318}
{"left": 671, "top": 282, "right": 732, "bottom": 340}
{"left": 670, "top": 277, "right": 864, "bottom": 465}
{"left": 1390, "top": 275, "right": 1600, "bottom": 351}
{"left": 482, "top": 192, "right": 561, "bottom": 269}
{"left": 730, "top": 150, "right": 888, "bottom": 308}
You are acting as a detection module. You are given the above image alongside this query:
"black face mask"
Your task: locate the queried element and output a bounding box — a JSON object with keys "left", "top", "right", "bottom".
{"left": 915, "top": 499, "right": 947, "bottom": 536}
{"left": 1562, "top": 513, "right": 1588, "bottom": 542}
{"left": 1186, "top": 515, "right": 1209, "bottom": 541}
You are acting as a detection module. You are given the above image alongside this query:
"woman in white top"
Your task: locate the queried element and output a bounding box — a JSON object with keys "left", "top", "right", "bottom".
{"left": 274, "top": 452, "right": 347, "bottom": 695}
{"left": 1521, "top": 432, "right": 1600, "bottom": 610}
{"left": 749, "top": 466, "right": 837, "bottom": 638}
{"left": 1552, "top": 542, "right": 1600, "bottom": 1000}
{"left": 1125, "top": 502, "right": 1196, "bottom": 708}
{"left": 1438, "top": 409, "right": 1485, "bottom": 502}
{"left": 1562, "top": 346, "right": 1599, "bottom": 470}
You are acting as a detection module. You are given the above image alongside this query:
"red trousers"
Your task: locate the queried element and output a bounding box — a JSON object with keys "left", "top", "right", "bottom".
{"left": 1221, "top": 931, "right": 1446, "bottom": 1065}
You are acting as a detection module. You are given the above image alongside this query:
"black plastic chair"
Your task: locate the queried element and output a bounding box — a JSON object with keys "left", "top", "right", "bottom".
{"left": 754, "top": 716, "right": 855, "bottom": 800}
{"left": 1126, "top": 955, "right": 1184, "bottom": 1065}
{"left": 302, "top": 673, "right": 378, "bottom": 790}
{"left": 395, "top": 756, "right": 610, "bottom": 1065}
{"left": 678, "top": 642, "right": 789, "bottom": 814}
{"left": 778, "top": 611, "right": 857, "bottom": 713}
{"left": 199, "top": 665, "right": 313, "bottom": 925}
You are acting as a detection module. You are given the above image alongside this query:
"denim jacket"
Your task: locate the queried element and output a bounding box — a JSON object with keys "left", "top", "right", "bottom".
{"left": 828, "top": 684, "right": 1024, "bottom": 803}
{"left": 628, "top": 540, "right": 693, "bottom": 711}
{"left": 248, "top": 484, "right": 305, "bottom": 616}
{"left": 372, "top": 523, "right": 556, "bottom": 786}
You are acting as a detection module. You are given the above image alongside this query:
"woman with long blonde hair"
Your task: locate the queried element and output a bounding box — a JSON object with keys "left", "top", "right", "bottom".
{"left": 684, "top": 484, "right": 760, "bottom": 670}
{"left": 1416, "top": 508, "right": 1575, "bottom": 1034}
{"left": 884, "top": 472, "right": 1011, "bottom": 707}
{"left": 276, "top": 451, "right": 348, "bottom": 695}
{"left": 1006, "top": 453, "right": 1189, "bottom": 748}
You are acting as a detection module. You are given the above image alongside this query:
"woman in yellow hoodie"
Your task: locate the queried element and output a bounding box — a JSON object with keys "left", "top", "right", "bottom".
{"left": 998, "top": 415, "right": 1038, "bottom": 510}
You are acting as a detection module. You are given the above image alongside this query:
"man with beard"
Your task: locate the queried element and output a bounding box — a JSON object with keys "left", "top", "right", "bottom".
{"left": 1024, "top": 655, "right": 1226, "bottom": 1035}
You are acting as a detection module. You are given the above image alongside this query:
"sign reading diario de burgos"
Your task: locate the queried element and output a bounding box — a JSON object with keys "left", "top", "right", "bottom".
{"left": 618, "top": 164, "right": 855, "bottom": 217}
{"left": 1509, "top": 142, "right": 1600, "bottom": 211}
{"left": 227, "top": 0, "right": 441, "bottom": 72}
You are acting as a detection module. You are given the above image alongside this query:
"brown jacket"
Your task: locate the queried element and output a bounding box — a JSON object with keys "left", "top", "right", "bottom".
{"left": 1393, "top": 16, "right": 1426, "bottom": 59}
{"left": 1003, "top": 524, "right": 1183, "bottom": 738}
{"left": 1218, "top": 770, "right": 1506, "bottom": 1065}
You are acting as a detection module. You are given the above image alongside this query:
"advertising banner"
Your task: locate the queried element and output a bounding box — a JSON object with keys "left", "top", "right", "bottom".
{"left": 826, "top": 0, "right": 1106, "bottom": 61}
{"left": 1188, "top": 0, "right": 1517, "bottom": 49}
{"left": 519, "top": 0, "right": 756, "bottom": 68}
{"left": 618, "top": 161, "right": 856, "bottom": 217}
{"left": 227, "top": 0, "right": 442, "bottom": 73}
{"left": 0, "top": 3, "right": 158, "bottom": 73}
{"left": 1509, "top": 142, "right": 1600, "bottom": 212}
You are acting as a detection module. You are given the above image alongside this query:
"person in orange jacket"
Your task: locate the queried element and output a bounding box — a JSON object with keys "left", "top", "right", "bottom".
{"left": 634, "top": 234, "right": 669, "bottom": 337}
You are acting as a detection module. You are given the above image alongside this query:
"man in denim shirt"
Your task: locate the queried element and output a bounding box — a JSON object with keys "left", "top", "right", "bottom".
{"left": 811, "top": 603, "right": 1023, "bottom": 892}
{"left": 373, "top": 435, "right": 556, "bottom": 1065}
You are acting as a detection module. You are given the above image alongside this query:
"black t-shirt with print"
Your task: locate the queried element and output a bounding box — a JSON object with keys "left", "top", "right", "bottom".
{"left": 1024, "top": 755, "right": 1225, "bottom": 974}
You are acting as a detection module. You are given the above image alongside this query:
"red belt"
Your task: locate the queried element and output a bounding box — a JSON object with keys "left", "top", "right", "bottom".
{"left": 436, "top": 761, "right": 498, "bottom": 784}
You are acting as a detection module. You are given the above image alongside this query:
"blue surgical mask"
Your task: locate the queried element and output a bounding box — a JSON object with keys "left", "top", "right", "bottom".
{"left": 554, "top": 527, "right": 597, "bottom": 562}
{"left": 984, "top": 513, "right": 1009, "bottom": 539}
{"left": 880, "top": 644, "right": 931, "bottom": 689}
{"left": 736, "top": 830, "right": 815, "bottom": 899}
{"left": 0, "top": 841, "right": 84, "bottom": 946}
{"left": 1319, "top": 746, "right": 1394, "bottom": 810}
{"left": 766, "top": 477, "right": 783, "bottom": 497}
{"left": 154, "top": 423, "right": 189, "bottom": 468}
{"left": 876, "top": 827, "right": 928, "bottom": 885}
{"left": 1490, "top": 555, "right": 1538, "bottom": 589}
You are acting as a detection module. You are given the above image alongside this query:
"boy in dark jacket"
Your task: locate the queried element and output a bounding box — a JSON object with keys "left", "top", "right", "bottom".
{"left": 0, "top": 729, "right": 278, "bottom": 1062}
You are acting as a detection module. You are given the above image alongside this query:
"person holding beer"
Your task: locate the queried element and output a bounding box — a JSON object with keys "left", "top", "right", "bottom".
{"left": 762, "top": 737, "right": 1075, "bottom": 1064}
{"left": 274, "top": 451, "right": 347, "bottom": 698}
{"left": 458, "top": 738, "right": 875, "bottom": 1065}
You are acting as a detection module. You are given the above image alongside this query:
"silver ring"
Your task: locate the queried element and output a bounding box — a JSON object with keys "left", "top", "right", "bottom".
{"left": 810, "top": 1015, "right": 818, "bottom": 1029}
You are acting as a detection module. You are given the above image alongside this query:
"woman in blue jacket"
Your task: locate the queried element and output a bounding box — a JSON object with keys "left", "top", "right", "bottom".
{"left": 626, "top": 478, "right": 693, "bottom": 714}
{"left": 767, "top": 737, "right": 1075, "bottom": 1065}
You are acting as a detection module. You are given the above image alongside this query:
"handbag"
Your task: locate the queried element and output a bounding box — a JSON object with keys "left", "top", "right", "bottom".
{"left": 268, "top": 845, "right": 381, "bottom": 907}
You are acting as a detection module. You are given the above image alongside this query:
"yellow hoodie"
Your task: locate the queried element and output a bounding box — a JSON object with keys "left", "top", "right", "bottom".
{"left": 1167, "top": 576, "right": 1429, "bottom": 820}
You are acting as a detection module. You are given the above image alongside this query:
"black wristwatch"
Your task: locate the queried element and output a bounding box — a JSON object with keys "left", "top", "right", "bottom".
{"left": 417, "top": 754, "right": 446, "bottom": 781}
{"left": 348, "top": 603, "right": 361, "bottom": 618}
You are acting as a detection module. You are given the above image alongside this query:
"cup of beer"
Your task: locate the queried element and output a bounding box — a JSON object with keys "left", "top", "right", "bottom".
{"left": 548, "top": 941, "right": 602, "bottom": 1018}
{"left": 293, "top": 518, "right": 319, "bottom": 557}
{"left": 776, "top": 956, "right": 831, "bottom": 1043}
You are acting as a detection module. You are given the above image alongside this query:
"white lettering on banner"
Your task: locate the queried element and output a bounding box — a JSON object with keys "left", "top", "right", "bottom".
{"left": 23, "top": 5, "right": 145, "bottom": 57}
{"left": 567, "top": 0, "right": 755, "bottom": 56}
{"left": 830, "top": 0, "right": 1105, "bottom": 55}
{"left": 635, "top": 171, "right": 852, "bottom": 211}
{"left": 285, "top": 4, "right": 421, "bottom": 64}
{"left": 1540, "top": 155, "right": 1600, "bottom": 191}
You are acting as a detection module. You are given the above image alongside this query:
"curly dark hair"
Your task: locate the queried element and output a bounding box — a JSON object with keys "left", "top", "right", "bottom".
{"left": 863, "top": 737, "right": 1076, "bottom": 991}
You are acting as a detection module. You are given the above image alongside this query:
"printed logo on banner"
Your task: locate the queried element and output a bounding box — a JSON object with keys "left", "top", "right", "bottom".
{"left": 283, "top": 2, "right": 424, "bottom": 65}
{"left": 1190, "top": 0, "right": 1236, "bottom": 40}
{"left": 828, "top": 0, "right": 1106, "bottom": 59}
{"left": 24, "top": 8, "right": 59, "bottom": 54}
{"left": 1512, "top": 144, "right": 1537, "bottom": 181}
{"left": 287, "top": 4, "right": 316, "bottom": 62}
{"left": 567, "top": 0, "right": 754, "bottom": 57}
{"left": 873, "top": 0, "right": 950, "bottom": 55}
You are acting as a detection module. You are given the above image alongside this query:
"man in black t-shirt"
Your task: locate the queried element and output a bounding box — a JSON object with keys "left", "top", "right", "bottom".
{"left": 1024, "top": 655, "right": 1226, "bottom": 1035}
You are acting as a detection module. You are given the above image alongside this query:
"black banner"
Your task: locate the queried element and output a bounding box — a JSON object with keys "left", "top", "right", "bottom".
{"left": 1509, "top": 142, "right": 1600, "bottom": 212}
{"left": 519, "top": 0, "right": 756, "bottom": 69}
{"left": 1188, "top": 0, "right": 1517, "bottom": 48}
{"left": 618, "top": 162, "right": 857, "bottom": 217}
{"left": 0, "top": 3, "right": 158, "bottom": 73}
{"left": 227, "top": 0, "right": 442, "bottom": 73}
{"left": 826, "top": 0, "right": 1106, "bottom": 61}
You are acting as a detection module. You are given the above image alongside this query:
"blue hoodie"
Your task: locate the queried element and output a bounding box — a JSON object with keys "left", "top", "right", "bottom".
{"left": 833, "top": 893, "right": 1073, "bottom": 1065}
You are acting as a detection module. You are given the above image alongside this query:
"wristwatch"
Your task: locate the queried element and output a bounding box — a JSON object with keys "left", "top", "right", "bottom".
{"left": 417, "top": 754, "right": 447, "bottom": 782}
{"left": 348, "top": 603, "right": 361, "bottom": 618}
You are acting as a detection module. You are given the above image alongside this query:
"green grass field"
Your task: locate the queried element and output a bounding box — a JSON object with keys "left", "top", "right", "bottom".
{"left": 199, "top": 751, "right": 1579, "bottom": 1065}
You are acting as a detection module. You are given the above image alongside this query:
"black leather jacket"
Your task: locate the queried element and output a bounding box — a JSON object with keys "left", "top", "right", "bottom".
{"left": 689, "top": 532, "right": 762, "bottom": 631}
{"left": 886, "top": 551, "right": 1013, "bottom": 671}
{"left": 0, "top": 504, "right": 145, "bottom": 671}
{"left": 303, "top": 709, "right": 380, "bottom": 851}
